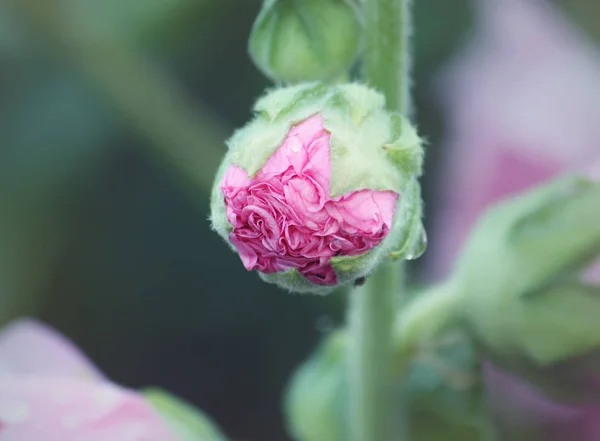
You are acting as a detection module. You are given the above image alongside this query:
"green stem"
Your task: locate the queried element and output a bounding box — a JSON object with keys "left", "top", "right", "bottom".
{"left": 348, "top": 261, "right": 402, "bottom": 441}
{"left": 362, "top": 0, "right": 411, "bottom": 113}
{"left": 392, "top": 281, "right": 463, "bottom": 370}
{"left": 348, "top": 1, "right": 411, "bottom": 441}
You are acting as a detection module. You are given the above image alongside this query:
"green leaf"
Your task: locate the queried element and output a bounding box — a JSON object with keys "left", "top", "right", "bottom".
{"left": 143, "top": 388, "right": 228, "bottom": 441}
{"left": 516, "top": 282, "right": 600, "bottom": 365}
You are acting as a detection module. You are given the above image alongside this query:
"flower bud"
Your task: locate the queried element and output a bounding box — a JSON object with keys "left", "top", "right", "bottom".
{"left": 285, "top": 331, "right": 347, "bottom": 441}
{"left": 454, "top": 175, "right": 600, "bottom": 402}
{"left": 210, "top": 82, "right": 425, "bottom": 294}
{"left": 248, "top": 0, "right": 361, "bottom": 83}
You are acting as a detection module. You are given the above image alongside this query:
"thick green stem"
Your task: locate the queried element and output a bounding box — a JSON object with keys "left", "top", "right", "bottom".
{"left": 362, "top": 0, "right": 411, "bottom": 113}
{"left": 348, "top": 1, "right": 411, "bottom": 441}
{"left": 348, "top": 261, "right": 402, "bottom": 441}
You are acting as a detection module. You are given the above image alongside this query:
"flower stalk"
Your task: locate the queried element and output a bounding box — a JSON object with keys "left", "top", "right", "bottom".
{"left": 348, "top": 1, "right": 413, "bottom": 441}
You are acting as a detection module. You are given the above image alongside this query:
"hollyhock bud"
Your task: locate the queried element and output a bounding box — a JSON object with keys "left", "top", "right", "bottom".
{"left": 248, "top": 0, "right": 361, "bottom": 83}
{"left": 0, "top": 319, "right": 226, "bottom": 441}
{"left": 397, "top": 173, "right": 600, "bottom": 397}
{"left": 453, "top": 174, "right": 600, "bottom": 401}
{"left": 210, "top": 82, "right": 425, "bottom": 294}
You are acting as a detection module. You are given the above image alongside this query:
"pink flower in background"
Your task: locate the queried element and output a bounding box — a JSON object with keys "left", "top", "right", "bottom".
{"left": 429, "top": 0, "right": 600, "bottom": 280}
{"left": 431, "top": 0, "right": 600, "bottom": 439}
{"left": 0, "top": 319, "right": 177, "bottom": 441}
{"left": 483, "top": 363, "right": 600, "bottom": 440}
{"left": 221, "top": 114, "right": 398, "bottom": 285}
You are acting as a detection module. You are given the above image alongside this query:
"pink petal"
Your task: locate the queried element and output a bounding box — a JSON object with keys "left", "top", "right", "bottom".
{"left": 483, "top": 362, "right": 582, "bottom": 424}
{"left": 258, "top": 115, "right": 330, "bottom": 184}
{"left": 0, "top": 320, "right": 103, "bottom": 381}
{"left": 331, "top": 190, "right": 398, "bottom": 234}
{"left": 0, "top": 375, "right": 176, "bottom": 441}
{"left": 222, "top": 165, "right": 250, "bottom": 189}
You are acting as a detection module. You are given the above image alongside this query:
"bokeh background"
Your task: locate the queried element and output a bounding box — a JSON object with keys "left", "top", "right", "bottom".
{"left": 1, "top": 1, "right": 598, "bottom": 440}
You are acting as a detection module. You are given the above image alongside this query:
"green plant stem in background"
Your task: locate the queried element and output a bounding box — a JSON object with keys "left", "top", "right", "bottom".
{"left": 348, "top": 1, "right": 411, "bottom": 441}
{"left": 393, "top": 281, "right": 463, "bottom": 369}
{"left": 13, "top": 0, "right": 228, "bottom": 196}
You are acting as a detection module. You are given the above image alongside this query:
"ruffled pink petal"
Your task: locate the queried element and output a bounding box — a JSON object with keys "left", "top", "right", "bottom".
{"left": 330, "top": 190, "right": 398, "bottom": 235}
{"left": 303, "top": 130, "right": 331, "bottom": 191}
{"left": 258, "top": 115, "right": 328, "bottom": 180}
{"left": 229, "top": 232, "right": 260, "bottom": 271}
{"left": 0, "top": 320, "right": 103, "bottom": 381}
{"left": 300, "top": 262, "right": 337, "bottom": 286}
{"left": 222, "top": 165, "right": 251, "bottom": 192}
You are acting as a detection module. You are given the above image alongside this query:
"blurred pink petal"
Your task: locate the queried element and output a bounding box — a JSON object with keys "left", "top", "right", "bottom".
{"left": 483, "top": 362, "right": 582, "bottom": 425}
{"left": 0, "top": 376, "right": 175, "bottom": 441}
{"left": 0, "top": 319, "right": 103, "bottom": 380}
{"left": 0, "top": 320, "right": 179, "bottom": 440}
{"left": 429, "top": 0, "right": 600, "bottom": 279}
{"left": 483, "top": 362, "right": 600, "bottom": 441}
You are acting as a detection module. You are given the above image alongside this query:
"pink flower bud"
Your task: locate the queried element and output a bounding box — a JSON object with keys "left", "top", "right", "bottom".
{"left": 211, "top": 83, "right": 425, "bottom": 294}
{"left": 221, "top": 114, "right": 397, "bottom": 287}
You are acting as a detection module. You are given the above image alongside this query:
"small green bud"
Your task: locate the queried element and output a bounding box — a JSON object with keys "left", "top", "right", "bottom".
{"left": 456, "top": 176, "right": 600, "bottom": 362}
{"left": 143, "top": 388, "right": 228, "bottom": 441}
{"left": 285, "top": 331, "right": 347, "bottom": 441}
{"left": 210, "top": 83, "right": 425, "bottom": 294}
{"left": 248, "top": 0, "right": 361, "bottom": 83}
{"left": 397, "top": 175, "right": 600, "bottom": 403}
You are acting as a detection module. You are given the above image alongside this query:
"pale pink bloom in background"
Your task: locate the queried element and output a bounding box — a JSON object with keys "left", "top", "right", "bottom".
{"left": 432, "top": 0, "right": 600, "bottom": 439}
{"left": 430, "top": 0, "right": 600, "bottom": 280}
{"left": 0, "top": 319, "right": 177, "bottom": 441}
{"left": 221, "top": 114, "right": 398, "bottom": 285}
{"left": 584, "top": 158, "right": 600, "bottom": 285}
{"left": 483, "top": 363, "right": 600, "bottom": 440}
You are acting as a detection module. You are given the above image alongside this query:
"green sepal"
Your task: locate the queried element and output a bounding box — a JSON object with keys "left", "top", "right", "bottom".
{"left": 259, "top": 269, "right": 334, "bottom": 295}
{"left": 285, "top": 331, "right": 348, "bottom": 441}
{"left": 143, "top": 388, "right": 228, "bottom": 441}
{"left": 384, "top": 113, "right": 424, "bottom": 177}
{"left": 388, "top": 178, "right": 426, "bottom": 261}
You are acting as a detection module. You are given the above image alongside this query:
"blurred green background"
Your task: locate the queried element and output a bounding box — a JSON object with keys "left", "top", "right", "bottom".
{"left": 0, "top": 0, "right": 596, "bottom": 440}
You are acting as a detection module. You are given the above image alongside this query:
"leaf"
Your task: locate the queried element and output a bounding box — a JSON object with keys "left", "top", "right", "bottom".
{"left": 143, "top": 388, "right": 228, "bottom": 441}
